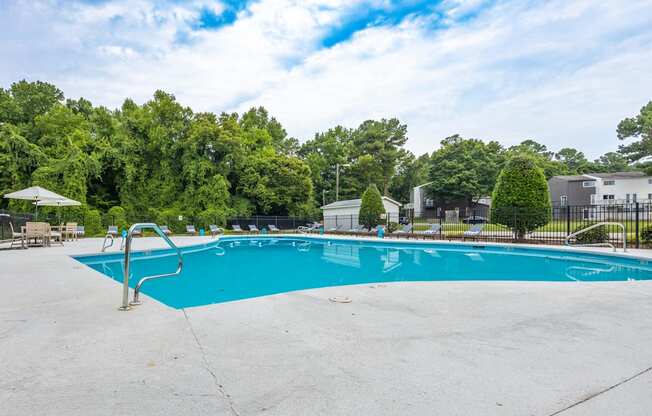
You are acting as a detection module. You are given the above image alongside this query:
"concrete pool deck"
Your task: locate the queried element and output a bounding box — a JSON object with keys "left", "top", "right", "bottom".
{"left": 2, "top": 235, "right": 652, "bottom": 415}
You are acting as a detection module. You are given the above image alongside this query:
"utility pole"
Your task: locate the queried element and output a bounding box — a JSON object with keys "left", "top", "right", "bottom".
{"left": 335, "top": 163, "right": 350, "bottom": 201}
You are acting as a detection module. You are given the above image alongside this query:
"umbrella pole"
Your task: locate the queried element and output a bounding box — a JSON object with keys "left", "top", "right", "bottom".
{"left": 35, "top": 198, "right": 38, "bottom": 221}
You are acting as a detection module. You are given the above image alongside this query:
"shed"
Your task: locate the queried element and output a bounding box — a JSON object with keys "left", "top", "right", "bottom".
{"left": 321, "top": 197, "right": 402, "bottom": 230}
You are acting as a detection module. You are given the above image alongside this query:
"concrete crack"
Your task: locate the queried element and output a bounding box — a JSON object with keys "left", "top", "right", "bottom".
{"left": 548, "top": 365, "right": 652, "bottom": 415}
{"left": 182, "top": 309, "right": 241, "bottom": 416}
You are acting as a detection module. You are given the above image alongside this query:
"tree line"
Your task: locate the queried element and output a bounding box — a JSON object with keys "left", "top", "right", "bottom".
{"left": 1, "top": 80, "right": 650, "bottom": 225}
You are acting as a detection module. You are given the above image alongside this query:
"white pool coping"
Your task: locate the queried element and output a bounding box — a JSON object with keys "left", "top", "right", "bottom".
{"left": 2, "top": 235, "right": 652, "bottom": 415}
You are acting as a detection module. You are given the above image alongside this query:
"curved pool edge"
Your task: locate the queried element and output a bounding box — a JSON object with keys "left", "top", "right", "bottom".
{"left": 70, "top": 232, "right": 650, "bottom": 265}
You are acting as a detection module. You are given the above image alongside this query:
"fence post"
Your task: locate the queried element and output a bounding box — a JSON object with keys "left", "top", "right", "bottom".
{"left": 636, "top": 202, "right": 640, "bottom": 249}
{"left": 565, "top": 205, "right": 571, "bottom": 237}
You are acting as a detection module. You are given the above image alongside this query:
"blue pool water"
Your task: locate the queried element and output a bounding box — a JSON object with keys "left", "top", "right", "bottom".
{"left": 73, "top": 236, "right": 652, "bottom": 309}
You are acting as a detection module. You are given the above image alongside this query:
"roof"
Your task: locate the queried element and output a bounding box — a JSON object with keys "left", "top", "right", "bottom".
{"left": 321, "top": 196, "right": 402, "bottom": 210}
{"left": 550, "top": 172, "right": 648, "bottom": 181}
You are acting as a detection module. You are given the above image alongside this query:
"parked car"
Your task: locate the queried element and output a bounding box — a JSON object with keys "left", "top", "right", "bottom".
{"left": 462, "top": 215, "right": 488, "bottom": 224}
{"left": 398, "top": 216, "right": 411, "bottom": 225}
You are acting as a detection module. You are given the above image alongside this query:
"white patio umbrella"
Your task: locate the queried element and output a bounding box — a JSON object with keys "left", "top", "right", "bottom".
{"left": 3, "top": 186, "right": 67, "bottom": 220}
{"left": 35, "top": 197, "right": 82, "bottom": 224}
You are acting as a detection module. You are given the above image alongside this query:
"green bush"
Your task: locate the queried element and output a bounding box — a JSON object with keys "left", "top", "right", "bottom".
{"left": 491, "top": 154, "right": 551, "bottom": 239}
{"left": 84, "top": 209, "right": 102, "bottom": 236}
{"left": 573, "top": 223, "right": 608, "bottom": 244}
{"left": 640, "top": 226, "right": 652, "bottom": 243}
{"left": 107, "top": 206, "right": 127, "bottom": 231}
{"left": 359, "top": 184, "right": 385, "bottom": 229}
{"left": 386, "top": 221, "right": 399, "bottom": 233}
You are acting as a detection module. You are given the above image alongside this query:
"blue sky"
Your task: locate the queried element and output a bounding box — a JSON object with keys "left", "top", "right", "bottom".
{"left": 1, "top": 0, "right": 651, "bottom": 158}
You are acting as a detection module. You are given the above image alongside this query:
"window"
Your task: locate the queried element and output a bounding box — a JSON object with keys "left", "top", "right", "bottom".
{"left": 648, "top": 179, "right": 652, "bottom": 184}
{"left": 626, "top": 194, "right": 630, "bottom": 203}
{"left": 603, "top": 194, "right": 615, "bottom": 200}
{"left": 603, "top": 180, "right": 615, "bottom": 186}
{"left": 648, "top": 193, "right": 652, "bottom": 201}
{"left": 633, "top": 193, "right": 638, "bottom": 202}
{"left": 590, "top": 194, "right": 597, "bottom": 205}
{"left": 582, "top": 181, "right": 595, "bottom": 188}
{"left": 425, "top": 198, "right": 434, "bottom": 208}
{"left": 560, "top": 195, "right": 567, "bottom": 206}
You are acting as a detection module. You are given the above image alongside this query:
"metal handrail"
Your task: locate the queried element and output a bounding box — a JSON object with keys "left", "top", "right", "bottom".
{"left": 101, "top": 234, "right": 114, "bottom": 252}
{"left": 564, "top": 222, "right": 626, "bottom": 252}
{"left": 119, "top": 223, "right": 183, "bottom": 311}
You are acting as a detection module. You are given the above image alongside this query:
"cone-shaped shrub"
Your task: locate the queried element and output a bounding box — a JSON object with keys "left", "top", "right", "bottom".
{"left": 359, "top": 184, "right": 385, "bottom": 229}
{"left": 491, "top": 154, "right": 551, "bottom": 239}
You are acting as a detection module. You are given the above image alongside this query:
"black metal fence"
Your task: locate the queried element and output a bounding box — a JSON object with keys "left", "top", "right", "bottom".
{"left": 3, "top": 203, "right": 652, "bottom": 248}
{"left": 323, "top": 202, "right": 652, "bottom": 249}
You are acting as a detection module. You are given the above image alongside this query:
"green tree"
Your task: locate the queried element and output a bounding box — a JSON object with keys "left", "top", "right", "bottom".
{"left": 389, "top": 152, "right": 430, "bottom": 203}
{"left": 491, "top": 154, "right": 552, "bottom": 239}
{"left": 351, "top": 118, "right": 408, "bottom": 195}
{"left": 359, "top": 184, "right": 385, "bottom": 229}
{"left": 617, "top": 101, "right": 652, "bottom": 167}
{"left": 554, "top": 148, "right": 589, "bottom": 173}
{"left": 427, "top": 135, "right": 504, "bottom": 205}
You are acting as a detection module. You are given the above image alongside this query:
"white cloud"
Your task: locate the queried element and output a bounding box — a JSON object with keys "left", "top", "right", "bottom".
{"left": 0, "top": 0, "right": 651, "bottom": 158}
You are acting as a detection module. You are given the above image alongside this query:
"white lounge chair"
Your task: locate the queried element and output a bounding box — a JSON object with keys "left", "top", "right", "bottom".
{"left": 248, "top": 224, "right": 260, "bottom": 233}
{"left": 159, "top": 225, "right": 172, "bottom": 235}
{"left": 209, "top": 224, "right": 223, "bottom": 237}
{"left": 463, "top": 224, "right": 484, "bottom": 240}
{"left": 186, "top": 225, "right": 197, "bottom": 235}
{"left": 268, "top": 224, "right": 280, "bottom": 232}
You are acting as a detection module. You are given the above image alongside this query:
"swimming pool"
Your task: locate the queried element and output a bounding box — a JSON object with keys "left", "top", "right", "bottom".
{"left": 73, "top": 236, "right": 652, "bottom": 309}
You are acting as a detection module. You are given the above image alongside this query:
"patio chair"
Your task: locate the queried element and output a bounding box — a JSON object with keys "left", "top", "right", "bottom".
{"left": 25, "top": 222, "right": 48, "bottom": 247}
{"left": 186, "top": 225, "right": 197, "bottom": 235}
{"left": 159, "top": 225, "right": 172, "bottom": 235}
{"left": 463, "top": 224, "right": 484, "bottom": 240}
{"left": 209, "top": 224, "right": 223, "bottom": 237}
{"left": 107, "top": 225, "right": 119, "bottom": 237}
{"left": 9, "top": 221, "right": 25, "bottom": 249}
{"left": 65, "top": 222, "right": 77, "bottom": 241}
{"left": 231, "top": 224, "right": 244, "bottom": 233}
{"left": 48, "top": 223, "right": 64, "bottom": 246}
{"left": 76, "top": 225, "right": 85, "bottom": 238}
{"left": 248, "top": 224, "right": 260, "bottom": 233}
{"left": 268, "top": 224, "right": 280, "bottom": 233}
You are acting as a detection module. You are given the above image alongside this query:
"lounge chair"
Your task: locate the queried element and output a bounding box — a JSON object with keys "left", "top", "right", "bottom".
{"left": 248, "top": 224, "right": 260, "bottom": 233}
{"left": 419, "top": 223, "right": 442, "bottom": 237}
{"left": 231, "top": 224, "right": 244, "bottom": 233}
{"left": 268, "top": 224, "right": 280, "bottom": 233}
{"left": 209, "top": 224, "right": 223, "bottom": 237}
{"left": 463, "top": 224, "right": 484, "bottom": 240}
{"left": 76, "top": 225, "right": 85, "bottom": 238}
{"left": 107, "top": 225, "right": 119, "bottom": 237}
{"left": 348, "top": 224, "right": 364, "bottom": 233}
{"left": 186, "top": 225, "right": 197, "bottom": 235}
{"left": 392, "top": 224, "right": 413, "bottom": 235}
{"left": 327, "top": 224, "right": 343, "bottom": 233}
{"left": 159, "top": 225, "right": 172, "bottom": 235}
{"left": 297, "top": 222, "right": 321, "bottom": 233}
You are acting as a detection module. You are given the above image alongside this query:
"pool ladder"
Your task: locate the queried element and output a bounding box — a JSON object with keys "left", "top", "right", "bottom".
{"left": 119, "top": 223, "right": 183, "bottom": 311}
{"left": 564, "top": 222, "right": 626, "bottom": 252}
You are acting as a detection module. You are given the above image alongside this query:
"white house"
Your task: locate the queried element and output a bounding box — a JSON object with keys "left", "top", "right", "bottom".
{"left": 321, "top": 197, "right": 402, "bottom": 230}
